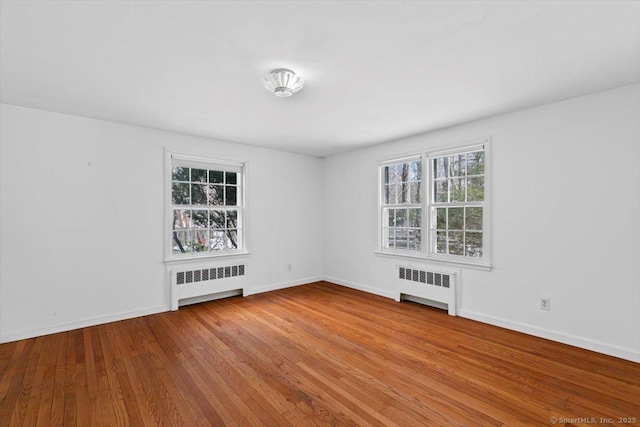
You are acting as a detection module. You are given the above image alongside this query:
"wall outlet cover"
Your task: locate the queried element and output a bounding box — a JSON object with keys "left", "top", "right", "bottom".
{"left": 541, "top": 298, "right": 551, "bottom": 311}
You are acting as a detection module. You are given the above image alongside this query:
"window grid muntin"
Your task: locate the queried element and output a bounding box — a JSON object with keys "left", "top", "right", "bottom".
{"left": 171, "top": 165, "right": 243, "bottom": 255}
{"left": 381, "top": 159, "right": 423, "bottom": 252}
{"left": 432, "top": 150, "right": 484, "bottom": 204}
{"left": 431, "top": 205, "right": 483, "bottom": 258}
{"left": 429, "top": 149, "right": 485, "bottom": 259}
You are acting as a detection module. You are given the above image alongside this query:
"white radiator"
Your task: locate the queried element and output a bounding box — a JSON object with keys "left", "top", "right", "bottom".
{"left": 169, "top": 262, "right": 247, "bottom": 310}
{"left": 395, "top": 265, "right": 457, "bottom": 316}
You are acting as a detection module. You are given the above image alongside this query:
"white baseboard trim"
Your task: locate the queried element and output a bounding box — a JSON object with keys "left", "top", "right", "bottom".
{"left": 323, "top": 276, "right": 396, "bottom": 300}
{"left": 459, "top": 309, "right": 640, "bottom": 363}
{"left": 0, "top": 276, "right": 324, "bottom": 343}
{"left": 0, "top": 305, "right": 169, "bottom": 344}
{"left": 321, "top": 276, "right": 639, "bottom": 363}
{"left": 243, "top": 276, "right": 324, "bottom": 297}
{"left": 4, "top": 279, "right": 637, "bottom": 364}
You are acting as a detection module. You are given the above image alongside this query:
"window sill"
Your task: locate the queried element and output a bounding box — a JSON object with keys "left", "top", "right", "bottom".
{"left": 373, "top": 251, "right": 492, "bottom": 271}
{"left": 164, "top": 251, "right": 250, "bottom": 266}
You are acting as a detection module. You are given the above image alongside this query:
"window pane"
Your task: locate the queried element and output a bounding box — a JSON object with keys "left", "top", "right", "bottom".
{"left": 193, "top": 230, "right": 209, "bottom": 252}
{"left": 191, "top": 168, "right": 207, "bottom": 183}
{"left": 434, "top": 180, "right": 448, "bottom": 202}
{"left": 408, "top": 229, "right": 421, "bottom": 251}
{"left": 436, "top": 208, "right": 446, "bottom": 229}
{"left": 225, "top": 172, "right": 237, "bottom": 185}
{"left": 172, "top": 167, "right": 189, "bottom": 181}
{"left": 448, "top": 231, "right": 464, "bottom": 255}
{"left": 225, "top": 186, "right": 237, "bottom": 206}
{"left": 386, "top": 208, "right": 395, "bottom": 226}
{"left": 226, "top": 210, "right": 238, "bottom": 228}
{"left": 398, "top": 182, "right": 409, "bottom": 203}
{"left": 451, "top": 154, "right": 466, "bottom": 177}
{"left": 467, "top": 151, "right": 484, "bottom": 175}
{"left": 409, "top": 182, "right": 421, "bottom": 203}
{"left": 209, "top": 170, "right": 224, "bottom": 183}
{"left": 450, "top": 178, "right": 466, "bottom": 202}
{"left": 209, "top": 185, "right": 224, "bottom": 205}
{"left": 448, "top": 207, "right": 464, "bottom": 230}
{"left": 408, "top": 161, "right": 421, "bottom": 182}
{"left": 210, "top": 230, "right": 227, "bottom": 250}
{"left": 186, "top": 231, "right": 198, "bottom": 252}
{"left": 395, "top": 209, "right": 406, "bottom": 227}
{"left": 408, "top": 208, "right": 421, "bottom": 228}
{"left": 172, "top": 183, "right": 190, "bottom": 205}
{"left": 395, "top": 228, "right": 407, "bottom": 249}
{"left": 173, "top": 209, "right": 189, "bottom": 229}
{"left": 399, "top": 163, "right": 409, "bottom": 183}
{"left": 191, "top": 184, "right": 207, "bottom": 204}
{"left": 172, "top": 231, "right": 192, "bottom": 254}
{"left": 210, "top": 210, "right": 225, "bottom": 228}
{"left": 465, "top": 232, "right": 483, "bottom": 257}
{"left": 387, "top": 165, "right": 400, "bottom": 184}
{"left": 226, "top": 230, "right": 239, "bottom": 249}
{"left": 436, "top": 231, "right": 447, "bottom": 254}
{"left": 192, "top": 210, "right": 208, "bottom": 229}
{"left": 467, "top": 177, "right": 484, "bottom": 201}
{"left": 466, "top": 207, "right": 483, "bottom": 231}
{"left": 434, "top": 158, "right": 448, "bottom": 179}
{"left": 387, "top": 184, "right": 398, "bottom": 204}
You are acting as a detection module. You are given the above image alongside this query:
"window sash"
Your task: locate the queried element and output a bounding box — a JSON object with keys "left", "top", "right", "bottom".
{"left": 426, "top": 147, "right": 485, "bottom": 260}
{"left": 380, "top": 158, "right": 425, "bottom": 255}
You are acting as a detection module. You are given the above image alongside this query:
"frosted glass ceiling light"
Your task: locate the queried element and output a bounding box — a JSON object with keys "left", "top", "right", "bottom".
{"left": 262, "top": 68, "right": 304, "bottom": 97}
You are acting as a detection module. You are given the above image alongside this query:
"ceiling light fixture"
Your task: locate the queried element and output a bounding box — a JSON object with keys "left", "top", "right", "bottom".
{"left": 262, "top": 68, "right": 304, "bottom": 97}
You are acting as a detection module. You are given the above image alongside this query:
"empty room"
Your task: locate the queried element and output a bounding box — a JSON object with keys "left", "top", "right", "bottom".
{"left": 1, "top": 1, "right": 639, "bottom": 426}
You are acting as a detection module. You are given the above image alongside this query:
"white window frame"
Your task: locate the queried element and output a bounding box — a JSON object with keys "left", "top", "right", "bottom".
{"left": 376, "top": 138, "right": 491, "bottom": 270}
{"left": 165, "top": 149, "right": 249, "bottom": 263}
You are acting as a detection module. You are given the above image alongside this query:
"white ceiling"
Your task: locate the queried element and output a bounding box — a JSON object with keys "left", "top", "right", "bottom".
{"left": 1, "top": 1, "right": 639, "bottom": 157}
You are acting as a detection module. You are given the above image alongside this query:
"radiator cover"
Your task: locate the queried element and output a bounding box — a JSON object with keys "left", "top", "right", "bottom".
{"left": 169, "top": 262, "right": 247, "bottom": 310}
{"left": 396, "top": 265, "right": 457, "bottom": 315}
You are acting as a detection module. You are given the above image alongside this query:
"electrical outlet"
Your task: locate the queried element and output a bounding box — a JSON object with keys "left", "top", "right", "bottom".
{"left": 540, "top": 298, "right": 551, "bottom": 311}
{"left": 287, "top": 264, "right": 292, "bottom": 272}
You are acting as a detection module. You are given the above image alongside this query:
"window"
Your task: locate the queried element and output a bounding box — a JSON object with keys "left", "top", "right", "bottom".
{"left": 168, "top": 153, "right": 244, "bottom": 259}
{"left": 379, "top": 140, "right": 489, "bottom": 266}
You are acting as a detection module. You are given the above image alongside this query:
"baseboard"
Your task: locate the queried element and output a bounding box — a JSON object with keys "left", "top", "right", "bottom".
{"left": 0, "top": 276, "right": 323, "bottom": 343}
{"left": 243, "top": 275, "right": 324, "bottom": 296}
{"left": 5, "top": 279, "right": 636, "bottom": 364}
{"left": 459, "top": 309, "right": 640, "bottom": 363}
{"left": 323, "top": 276, "right": 396, "bottom": 300}
{"left": 321, "top": 276, "right": 639, "bottom": 363}
{"left": 0, "top": 305, "right": 169, "bottom": 344}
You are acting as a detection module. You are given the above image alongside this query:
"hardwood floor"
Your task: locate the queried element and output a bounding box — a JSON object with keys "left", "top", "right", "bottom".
{"left": 1, "top": 281, "right": 639, "bottom": 426}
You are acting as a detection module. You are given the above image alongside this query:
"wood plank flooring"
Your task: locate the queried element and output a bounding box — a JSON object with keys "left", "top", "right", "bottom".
{"left": 1, "top": 281, "right": 639, "bottom": 426}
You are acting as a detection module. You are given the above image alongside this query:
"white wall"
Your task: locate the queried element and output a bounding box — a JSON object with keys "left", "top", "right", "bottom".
{"left": 323, "top": 84, "right": 640, "bottom": 362}
{"left": 2, "top": 84, "right": 639, "bottom": 362}
{"left": 0, "top": 104, "right": 324, "bottom": 342}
